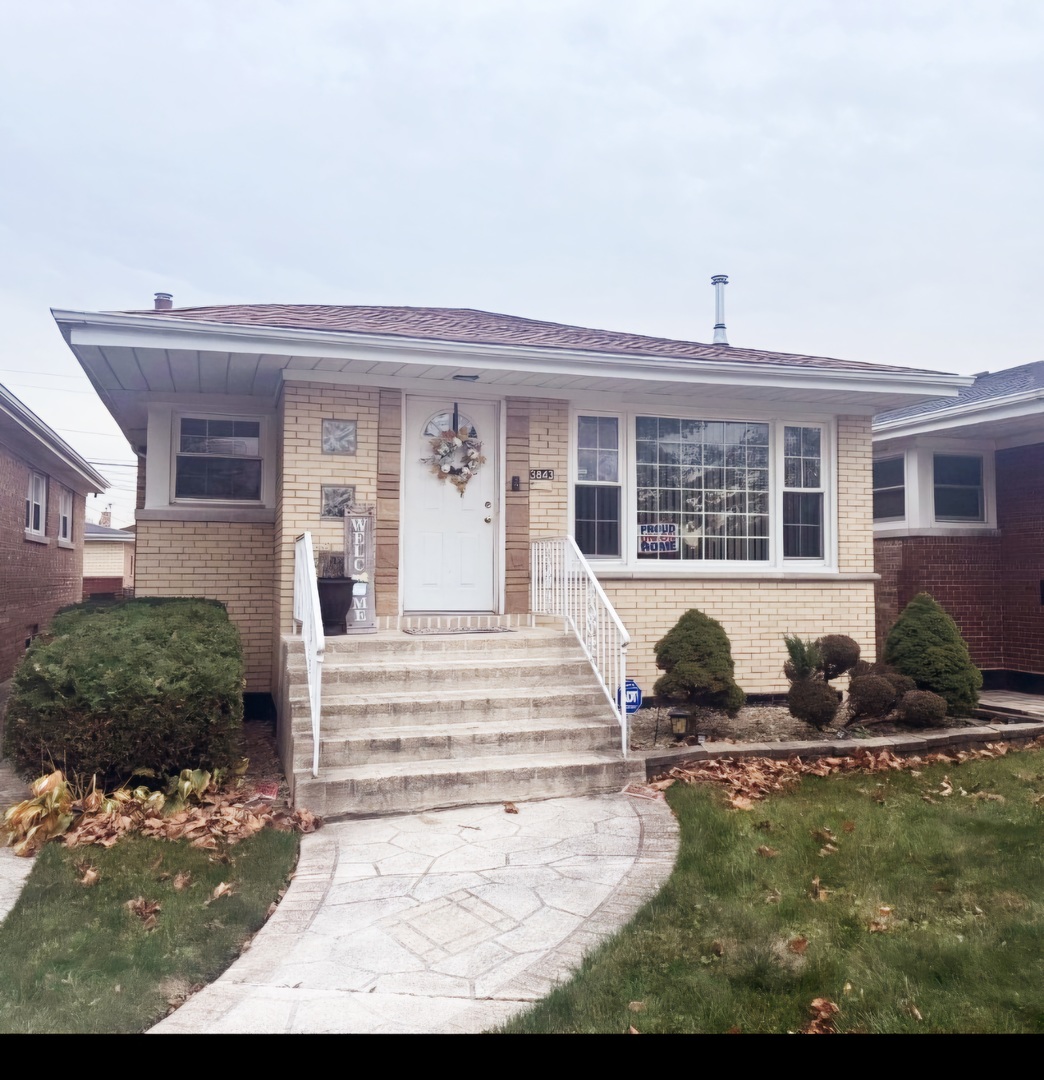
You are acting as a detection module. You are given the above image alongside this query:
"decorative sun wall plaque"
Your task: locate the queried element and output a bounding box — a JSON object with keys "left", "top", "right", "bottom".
{"left": 321, "top": 419, "right": 357, "bottom": 455}
{"left": 321, "top": 485, "right": 356, "bottom": 518}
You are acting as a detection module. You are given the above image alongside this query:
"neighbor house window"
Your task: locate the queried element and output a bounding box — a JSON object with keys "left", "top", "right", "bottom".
{"left": 783, "top": 426, "right": 824, "bottom": 558}
{"left": 175, "top": 418, "right": 262, "bottom": 501}
{"left": 933, "top": 453, "right": 983, "bottom": 521}
{"left": 575, "top": 415, "right": 621, "bottom": 557}
{"left": 872, "top": 456, "right": 905, "bottom": 520}
{"left": 58, "top": 488, "right": 73, "bottom": 542}
{"left": 25, "top": 472, "right": 46, "bottom": 537}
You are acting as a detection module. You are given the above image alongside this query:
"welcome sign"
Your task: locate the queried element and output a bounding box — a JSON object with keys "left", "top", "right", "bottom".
{"left": 343, "top": 504, "right": 377, "bottom": 633}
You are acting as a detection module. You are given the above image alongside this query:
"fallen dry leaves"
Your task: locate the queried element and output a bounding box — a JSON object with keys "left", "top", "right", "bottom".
{"left": 658, "top": 741, "right": 1036, "bottom": 807}
{"left": 802, "top": 997, "right": 840, "bottom": 1034}
{"left": 125, "top": 896, "right": 161, "bottom": 931}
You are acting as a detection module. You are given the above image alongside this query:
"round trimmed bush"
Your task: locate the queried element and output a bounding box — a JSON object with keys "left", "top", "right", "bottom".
{"left": 847, "top": 674, "right": 897, "bottom": 719}
{"left": 654, "top": 609, "right": 746, "bottom": 715}
{"left": 897, "top": 690, "right": 949, "bottom": 727}
{"left": 787, "top": 677, "right": 839, "bottom": 729}
{"left": 3, "top": 598, "right": 244, "bottom": 786}
{"left": 881, "top": 671, "right": 917, "bottom": 699}
{"left": 816, "top": 635, "right": 861, "bottom": 682}
{"left": 883, "top": 593, "right": 982, "bottom": 715}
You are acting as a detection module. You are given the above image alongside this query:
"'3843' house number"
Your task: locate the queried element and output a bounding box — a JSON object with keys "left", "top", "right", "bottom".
{"left": 529, "top": 469, "right": 555, "bottom": 480}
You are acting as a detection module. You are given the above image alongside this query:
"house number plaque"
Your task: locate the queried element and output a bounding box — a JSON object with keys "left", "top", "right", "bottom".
{"left": 343, "top": 504, "right": 377, "bottom": 634}
{"left": 529, "top": 469, "right": 555, "bottom": 480}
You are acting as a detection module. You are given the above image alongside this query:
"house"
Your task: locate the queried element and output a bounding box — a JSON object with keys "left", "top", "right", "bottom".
{"left": 873, "top": 361, "right": 1044, "bottom": 689}
{"left": 83, "top": 521, "right": 135, "bottom": 599}
{"left": 0, "top": 382, "right": 108, "bottom": 682}
{"left": 52, "top": 295, "right": 967, "bottom": 811}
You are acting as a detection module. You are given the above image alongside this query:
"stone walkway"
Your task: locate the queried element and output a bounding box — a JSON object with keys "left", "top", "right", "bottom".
{"left": 0, "top": 759, "right": 32, "bottom": 925}
{"left": 152, "top": 793, "right": 677, "bottom": 1034}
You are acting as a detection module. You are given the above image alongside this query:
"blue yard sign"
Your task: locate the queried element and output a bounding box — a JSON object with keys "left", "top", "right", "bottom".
{"left": 616, "top": 679, "right": 643, "bottom": 714}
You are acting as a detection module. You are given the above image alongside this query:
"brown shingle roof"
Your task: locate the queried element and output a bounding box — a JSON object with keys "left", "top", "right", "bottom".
{"left": 120, "top": 304, "right": 938, "bottom": 375}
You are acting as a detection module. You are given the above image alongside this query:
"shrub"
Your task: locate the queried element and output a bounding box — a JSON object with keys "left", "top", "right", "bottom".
{"left": 897, "top": 690, "right": 949, "bottom": 727}
{"left": 881, "top": 671, "right": 917, "bottom": 699}
{"left": 847, "top": 674, "right": 897, "bottom": 719}
{"left": 787, "top": 678, "right": 839, "bottom": 729}
{"left": 783, "top": 636, "right": 821, "bottom": 682}
{"left": 815, "top": 635, "right": 861, "bottom": 682}
{"left": 3, "top": 598, "right": 244, "bottom": 787}
{"left": 883, "top": 593, "right": 982, "bottom": 715}
{"left": 654, "top": 609, "right": 746, "bottom": 715}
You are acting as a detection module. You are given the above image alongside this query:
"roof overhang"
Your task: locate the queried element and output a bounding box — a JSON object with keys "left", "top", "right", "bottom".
{"left": 0, "top": 383, "right": 108, "bottom": 493}
{"left": 873, "top": 388, "right": 1044, "bottom": 448}
{"left": 53, "top": 308, "right": 972, "bottom": 449}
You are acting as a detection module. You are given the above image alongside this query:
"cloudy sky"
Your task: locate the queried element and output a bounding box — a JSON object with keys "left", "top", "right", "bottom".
{"left": 2, "top": 1, "right": 1041, "bottom": 524}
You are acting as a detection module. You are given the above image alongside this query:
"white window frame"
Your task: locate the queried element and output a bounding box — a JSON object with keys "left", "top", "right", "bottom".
{"left": 143, "top": 405, "right": 277, "bottom": 515}
{"left": 58, "top": 487, "right": 74, "bottom": 547}
{"left": 24, "top": 471, "right": 47, "bottom": 543}
{"left": 570, "top": 409, "right": 835, "bottom": 572}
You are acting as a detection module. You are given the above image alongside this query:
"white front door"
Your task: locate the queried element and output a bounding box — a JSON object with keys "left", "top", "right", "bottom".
{"left": 402, "top": 396, "right": 499, "bottom": 612}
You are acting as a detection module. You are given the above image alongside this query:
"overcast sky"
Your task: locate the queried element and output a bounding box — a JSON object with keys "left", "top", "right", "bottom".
{"left": 2, "top": 1, "right": 1041, "bottom": 525}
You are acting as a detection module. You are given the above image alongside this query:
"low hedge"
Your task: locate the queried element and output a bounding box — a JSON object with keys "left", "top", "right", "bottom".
{"left": 3, "top": 598, "right": 244, "bottom": 786}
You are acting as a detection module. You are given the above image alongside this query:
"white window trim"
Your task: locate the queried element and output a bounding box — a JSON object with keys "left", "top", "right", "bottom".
{"left": 144, "top": 404, "right": 277, "bottom": 515}
{"left": 570, "top": 409, "right": 836, "bottom": 573}
{"left": 25, "top": 471, "right": 48, "bottom": 543}
{"left": 57, "top": 487, "right": 74, "bottom": 548}
{"left": 872, "top": 441, "right": 996, "bottom": 536}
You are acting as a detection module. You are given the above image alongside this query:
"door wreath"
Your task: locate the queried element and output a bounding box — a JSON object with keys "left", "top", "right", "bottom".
{"left": 421, "top": 426, "right": 486, "bottom": 497}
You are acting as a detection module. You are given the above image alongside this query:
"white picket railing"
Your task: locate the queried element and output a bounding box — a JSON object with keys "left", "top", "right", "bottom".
{"left": 293, "top": 532, "right": 326, "bottom": 778}
{"left": 530, "top": 536, "right": 631, "bottom": 755}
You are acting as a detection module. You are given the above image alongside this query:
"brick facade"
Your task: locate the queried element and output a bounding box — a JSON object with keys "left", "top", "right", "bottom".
{"left": 873, "top": 442, "right": 1044, "bottom": 675}
{"left": 135, "top": 519, "right": 275, "bottom": 692}
{"left": 0, "top": 441, "right": 86, "bottom": 681}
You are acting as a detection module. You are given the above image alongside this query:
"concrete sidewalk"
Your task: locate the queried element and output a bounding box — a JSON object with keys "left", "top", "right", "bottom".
{"left": 0, "top": 759, "right": 32, "bottom": 925}
{"left": 152, "top": 793, "right": 678, "bottom": 1034}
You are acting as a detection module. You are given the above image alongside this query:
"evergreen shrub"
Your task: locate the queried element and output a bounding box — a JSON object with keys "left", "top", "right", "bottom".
{"left": 897, "top": 689, "right": 949, "bottom": 727}
{"left": 847, "top": 674, "right": 897, "bottom": 719}
{"left": 3, "top": 598, "right": 244, "bottom": 786}
{"left": 883, "top": 593, "right": 982, "bottom": 715}
{"left": 815, "top": 634, "right": 861, "bottom": 681}
{"left": 654, "top": 609, "right": 746, "bottom": 715}
{"left": 787, "top": 678, "right": 839, "bottom": 729}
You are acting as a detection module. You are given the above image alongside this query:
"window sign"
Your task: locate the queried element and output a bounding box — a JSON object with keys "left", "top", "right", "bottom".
{"left": 638, "top": 522, "right": 679, "bottom": 553}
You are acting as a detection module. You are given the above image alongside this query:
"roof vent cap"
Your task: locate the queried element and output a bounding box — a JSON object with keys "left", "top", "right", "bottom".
{"left": 154, "top": 292, "right": 173, "bottom": 310}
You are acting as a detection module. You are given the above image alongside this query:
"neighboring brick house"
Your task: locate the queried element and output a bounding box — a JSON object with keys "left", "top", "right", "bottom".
{"left": 83, "top": 521, "right": 135, "bottom": 599}
{"left": 873, "top": 362, "right": 1044, "bottom": 688}
{"left": 52, "top": 296, "right": 968, "bottom": 707}
{"left": 0, "top": 383, "right": 107, "bottom": 681}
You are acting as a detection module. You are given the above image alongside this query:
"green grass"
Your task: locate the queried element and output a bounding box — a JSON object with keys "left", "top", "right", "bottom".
{"left": 0, "top": 830, "right": 298, "bottom": 1033}
{"left": 503, "top": 750, "right": 1044, "bottom": 1033}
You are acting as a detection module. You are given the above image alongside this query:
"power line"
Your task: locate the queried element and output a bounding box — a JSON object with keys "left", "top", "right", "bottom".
{"left": 0, "top": 367, "right": 88, "bottom": 380}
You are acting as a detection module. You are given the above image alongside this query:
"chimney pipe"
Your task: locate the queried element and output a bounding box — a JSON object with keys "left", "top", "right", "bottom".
{"left": 154, "top": 292, "right": 173, "bottom": 310}
{"left": 711, "top": 274, "right": 729, "bottom": 345}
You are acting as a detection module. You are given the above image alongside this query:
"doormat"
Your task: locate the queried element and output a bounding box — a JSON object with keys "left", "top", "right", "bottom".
{"left": 402, "top": 626, "right": 516, "bottom": 635}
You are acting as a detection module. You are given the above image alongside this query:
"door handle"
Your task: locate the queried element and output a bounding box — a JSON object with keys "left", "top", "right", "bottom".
{"left": 484, "top": 516, "right": 492, "bottom": 523}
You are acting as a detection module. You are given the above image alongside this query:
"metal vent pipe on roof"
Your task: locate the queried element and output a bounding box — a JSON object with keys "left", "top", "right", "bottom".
{"left": 711, "top": 274, "right": 728, "bottom": 345}
{"left": 154, "top": 292, "right": 173, "bottom": 310}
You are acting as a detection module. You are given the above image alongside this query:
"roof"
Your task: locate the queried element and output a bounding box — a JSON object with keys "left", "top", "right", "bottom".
{"left": 118, "top": 303, "right": 940, "bottom": 377}
{"left": 875, "top": 361, "right": 1044, "bottom": 426}
{"left": 0, "top": 382, "right": 108, "bottom": 493}
{"left": 85, "top": 522, "right": 135, "bottom": 541}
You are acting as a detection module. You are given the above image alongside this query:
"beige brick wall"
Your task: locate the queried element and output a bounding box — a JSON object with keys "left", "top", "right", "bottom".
{"left": 135, "top": 520, "right": 275, "bottom": 692}
{"left": 525, "top": 398, "right": 569, "bottom": 537}
{"left": 275, "top": 383, "right": 381, "bottom": 635}
{"left": 603, "top": 578, "right": 876, "bottom": 696}
{"left": 837, "top": 415, "right": 874, "bottom": 574}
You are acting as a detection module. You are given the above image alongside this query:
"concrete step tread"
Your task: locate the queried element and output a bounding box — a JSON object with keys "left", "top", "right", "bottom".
{"left": 292, "top": 684, "right": 608, "bottom": 708}
{"left": 296, "top": 749, "right": 629, "bottom": 783}
{"left": 288, "top": 652, "right": 589, "bottom": 676}
{"left": 318, "top": 717, "right": 619, "bottom": 743}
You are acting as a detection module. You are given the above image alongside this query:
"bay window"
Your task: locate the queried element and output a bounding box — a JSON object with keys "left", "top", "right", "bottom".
{"left": 574, "top": 412, "right": 830, "bottom": 568}
{"left": 872, "top": 456, "right": 905, "bottom": 521}
{"left": 933, "top": 453, "right": 983, "bottom": 522}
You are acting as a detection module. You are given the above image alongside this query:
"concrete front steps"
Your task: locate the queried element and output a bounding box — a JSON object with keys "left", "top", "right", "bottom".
{"left": 281, "top": 624, "right": 641, "bottom": 818}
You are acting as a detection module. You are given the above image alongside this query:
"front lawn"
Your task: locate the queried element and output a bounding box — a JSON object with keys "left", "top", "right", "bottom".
{"left": 0, "top": 830, "right": 297, "bottom": 1034}
{"left": 504, "top": 748, "right": 1044, "bottom": 1033}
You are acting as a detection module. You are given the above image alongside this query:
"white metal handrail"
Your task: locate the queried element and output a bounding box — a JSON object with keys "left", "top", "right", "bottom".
{"left": 293, "top": 532, "right": 325, "bottom": 777}
{"left": 530, "top": 536, "right": 631, "bottom": 755}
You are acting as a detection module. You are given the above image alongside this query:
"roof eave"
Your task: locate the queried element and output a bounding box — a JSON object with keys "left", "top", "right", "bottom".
{"left": 52, "top": 308, "right": 972, "bottom": 401}
{"left": 873, "top": 387, "right": 1044, "bottom": 439}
